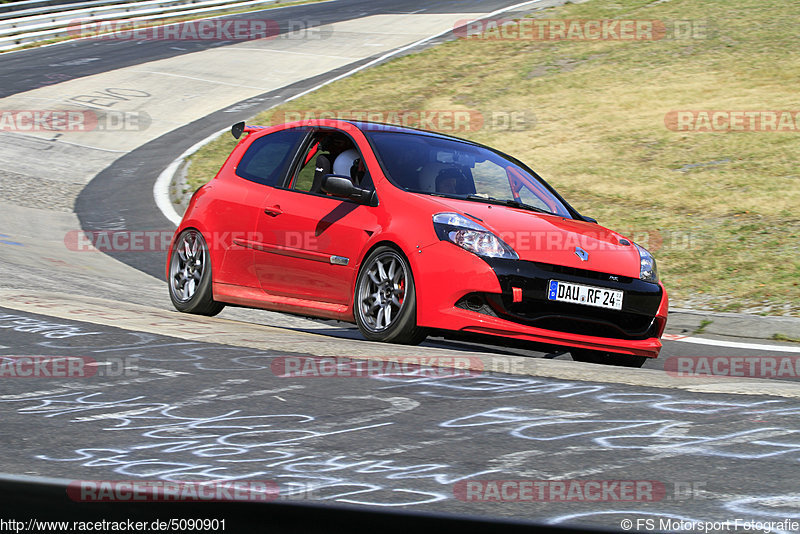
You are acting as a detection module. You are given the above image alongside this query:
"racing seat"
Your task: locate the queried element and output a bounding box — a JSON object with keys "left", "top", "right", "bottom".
{"left": 417, "top": 162, "right": 448, "bottom": 193}
{"left": 309, "top": 153, "right": 333, "bottom": 194}
{"left": 419, "top": 163, "right": 473, "bottom": 194}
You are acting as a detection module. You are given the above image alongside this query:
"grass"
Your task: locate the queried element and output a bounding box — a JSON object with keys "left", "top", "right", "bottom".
{"left": 693, "top": 319, "right": 713, "bottom": 335}
{"left": 773, "top": 333, "right": 800, "bottom": 344}
{"left": 186, "top": 0, "right": 800, "bottom": 315}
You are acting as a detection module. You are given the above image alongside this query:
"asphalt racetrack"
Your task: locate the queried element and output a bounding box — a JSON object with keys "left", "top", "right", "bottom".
{"left": 1, "top": 1, "right": 800, "bottom": 531}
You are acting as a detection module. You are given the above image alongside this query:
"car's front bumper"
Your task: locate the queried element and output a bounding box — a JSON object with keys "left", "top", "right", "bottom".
{"left": 412, "top": 242, "right": 668, "bottom": 358}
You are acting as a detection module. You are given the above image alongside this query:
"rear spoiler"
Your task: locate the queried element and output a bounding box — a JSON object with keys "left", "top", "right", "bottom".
{"left": 231, "top": 121, "right": 267, "bottom": 139}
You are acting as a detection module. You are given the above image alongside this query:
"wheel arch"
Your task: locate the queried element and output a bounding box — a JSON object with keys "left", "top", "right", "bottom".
{"left": 166, "top": 226, "right": 225, "bottom": 316}
{"left": 351, "top": 239, "right": 417, "bottom": 304}
{"left": 167, "top": 223, "right": 221, "bottom": 281}
{"left": 351, "top": 241, "right": 426, "bottom": 344}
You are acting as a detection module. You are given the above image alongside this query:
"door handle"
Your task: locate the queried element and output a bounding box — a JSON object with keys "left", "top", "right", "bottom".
{"left": 263, "top": 205, "right": 283, "bottom": 217}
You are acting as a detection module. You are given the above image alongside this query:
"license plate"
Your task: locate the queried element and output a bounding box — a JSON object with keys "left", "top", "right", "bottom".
{"left": 547, "top": 280, "right": 623, "bottom": 310}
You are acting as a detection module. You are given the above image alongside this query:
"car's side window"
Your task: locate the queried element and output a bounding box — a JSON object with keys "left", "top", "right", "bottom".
{"left": 290, "top": 130, "right": 373, "bottom": 195}
{"left": 235, "top": 128, "right": 306, "bottom": 187}
{"left": 517, "top": 184, "right": 552, "bottom": 212}
{"left": 293, "top": 140, "right": 322, "bottom": 192}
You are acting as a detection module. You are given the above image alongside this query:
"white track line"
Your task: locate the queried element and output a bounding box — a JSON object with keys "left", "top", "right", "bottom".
{"left": 153, "top": 0, "right": 549, "bottom": 226}
{"left": 277, "top": 0, "right": 549, "bottom": 105}
{"left": 153, "top": 126, "right": 228, "bottom": 225}
{"left": 1, "top": 0, "right": 337, "bottom": 56}
{"left": 663, "top": 333, "right": 800, "bottom": 353}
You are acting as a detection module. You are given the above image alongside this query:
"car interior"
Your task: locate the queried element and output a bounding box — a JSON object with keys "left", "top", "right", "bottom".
{"left": 292, "top": 130, "right": 372, "bottom": 195}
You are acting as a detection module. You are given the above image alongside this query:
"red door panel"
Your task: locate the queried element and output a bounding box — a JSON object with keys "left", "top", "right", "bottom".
{"left": 252, "top": 190, "right": 379, "bottom": 305}
{"left": 200, "top": 177, "right": 270, "bottom": 288}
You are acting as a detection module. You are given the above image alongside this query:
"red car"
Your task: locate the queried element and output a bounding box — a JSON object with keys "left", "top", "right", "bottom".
{"left": 167, "top": 119, "right": 668, "bottom": 367}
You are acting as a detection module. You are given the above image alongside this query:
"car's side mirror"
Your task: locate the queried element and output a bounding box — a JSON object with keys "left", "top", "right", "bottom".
{"left": 582, "top": 215, "right": 598, "bottom": 224}
{"left": 323, "top": 175, "right": 375, "bottom": 204}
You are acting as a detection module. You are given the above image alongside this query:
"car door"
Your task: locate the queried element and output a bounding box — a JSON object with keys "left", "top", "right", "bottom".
{"left": 252, "top": 128, "right": 380, "bottom": 306}
{"left": 213, "top": 126, "right": 309, "bottom": 288}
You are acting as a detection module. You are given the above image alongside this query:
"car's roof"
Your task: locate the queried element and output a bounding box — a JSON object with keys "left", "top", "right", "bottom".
{"left": 270, "top": 118, "right": 471, "bottom": 144}
{"left": 346, "top": 120, "right": 462, "bottom": 140}
{"left": 246, "top": 119, "right": 478, "bottom": 147}
{"left": 242, "top": 119, "right": 583, "bottom": 221}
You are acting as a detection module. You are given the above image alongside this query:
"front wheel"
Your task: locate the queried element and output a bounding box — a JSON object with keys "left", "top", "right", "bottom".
{"left": 168, "top": 229, "right": 224, "bottom": 316}
{"left": 571, "top": 349, "right": 648, "bottom": 368}
{"left": 354, "top": 246, "right": 427, "bottom": 345}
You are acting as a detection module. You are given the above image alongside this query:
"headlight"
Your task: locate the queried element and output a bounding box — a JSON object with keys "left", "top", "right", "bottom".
{"left": 432, "top": 213, "right": 518, "bottom": 260}
{"left": 635, "top": 243, "right": 659, "bottom": 283}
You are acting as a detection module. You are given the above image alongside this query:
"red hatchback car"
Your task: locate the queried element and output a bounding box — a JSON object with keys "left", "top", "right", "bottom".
{"left": 167, "top": 119, "right": 668, "bottom": 367}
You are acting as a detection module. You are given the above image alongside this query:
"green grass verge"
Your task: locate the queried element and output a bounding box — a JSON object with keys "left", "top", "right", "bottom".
{"left": 773, "top": 333, "right": 800, "bottom": 344}
{"left": 186, "top": 0, "right": 800, "bottom": 315}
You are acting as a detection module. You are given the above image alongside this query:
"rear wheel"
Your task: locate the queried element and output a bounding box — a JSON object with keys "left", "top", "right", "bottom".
{"left": 168, "top": 229, "right": 224, "bottom": 316}
{"left": 354, "top": 246, "right": 427, "bottom": 345}
{"left": 571, "top": 349, "right": 648, "bottom": 368}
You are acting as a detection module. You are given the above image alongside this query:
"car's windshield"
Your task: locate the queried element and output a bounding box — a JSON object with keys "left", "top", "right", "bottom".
{"left": 366, "top": 130, "right": 571, "bottom": 217}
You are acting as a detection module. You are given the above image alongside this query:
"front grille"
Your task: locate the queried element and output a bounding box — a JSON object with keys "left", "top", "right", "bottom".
{"left": 533, "top": 262, "right": 633, "bottom": 284}
{"left": 458, "top": 293, "right": 657, "bottom": 340}
{"left": 463, "top": 258, "right": 664, "bottom": 341}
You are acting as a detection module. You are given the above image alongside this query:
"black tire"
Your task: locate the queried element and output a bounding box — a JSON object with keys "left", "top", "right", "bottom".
{"left": 571, "top": 349, "right": 648, "bottom": 368}
{"left": 168, "top": 229, "right": 225, "bottom": 316}
{"left": 354, "top": 246, "right": 427, "bottom": 345}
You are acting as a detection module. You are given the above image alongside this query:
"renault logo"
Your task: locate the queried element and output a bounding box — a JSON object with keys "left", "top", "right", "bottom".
{"left": 574, "top": 246, "right": 589, "bottom": 261}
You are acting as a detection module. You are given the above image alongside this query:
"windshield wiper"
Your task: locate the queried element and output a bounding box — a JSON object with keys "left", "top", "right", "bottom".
{"left": 463, "top": 195, "right": 550, "bottom": 214}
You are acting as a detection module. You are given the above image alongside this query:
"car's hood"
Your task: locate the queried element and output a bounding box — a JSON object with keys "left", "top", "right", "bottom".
{"left": 426, "top": 196, "right": 642, "bottom": 279}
